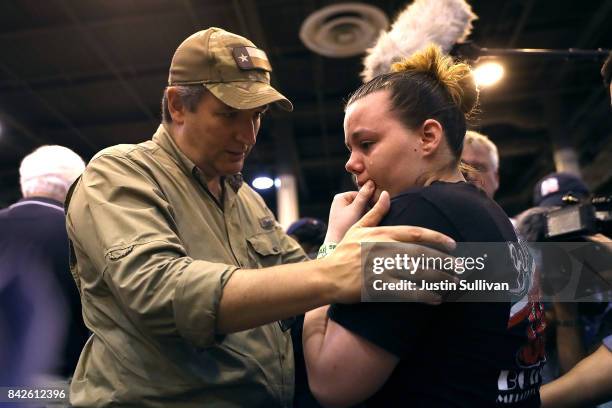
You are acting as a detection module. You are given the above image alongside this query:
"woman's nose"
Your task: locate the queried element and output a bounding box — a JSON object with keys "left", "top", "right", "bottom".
{"left": 345, "top": 152, "right": 363, "bottom": 174}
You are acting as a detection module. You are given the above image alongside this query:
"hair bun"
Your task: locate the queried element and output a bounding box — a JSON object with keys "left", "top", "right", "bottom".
{"left": 390, "top": 44, "right": 478, "bottom": 116}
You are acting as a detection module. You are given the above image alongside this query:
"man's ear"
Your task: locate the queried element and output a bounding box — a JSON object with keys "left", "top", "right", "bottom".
{"left": 166, "top": 87, "right": 186, "bottom": 124}
{"left": 419, "top": 119, "right": 444, "bottom": 156}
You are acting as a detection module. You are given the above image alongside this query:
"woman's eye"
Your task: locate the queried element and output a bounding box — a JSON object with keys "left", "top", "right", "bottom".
{"left": 220, "top": 111, "right": 237, "bottom": 118}
{"left": 360, "top": 141, "right": 373, "bottom": 150}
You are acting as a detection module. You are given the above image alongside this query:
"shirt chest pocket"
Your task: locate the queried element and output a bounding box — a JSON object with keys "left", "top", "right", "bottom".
{"left": 246, "top": 230, "right": 284, "bottom": 268}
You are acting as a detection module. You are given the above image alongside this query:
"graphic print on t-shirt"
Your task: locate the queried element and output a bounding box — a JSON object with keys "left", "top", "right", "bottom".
{"left": 497, "top": 238, "right": 546, "bottom": 405}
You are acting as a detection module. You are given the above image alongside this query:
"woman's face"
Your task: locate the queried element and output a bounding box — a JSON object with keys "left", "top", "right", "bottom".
{"left": 344, "top": 90, "right": 424, "bottom": 200}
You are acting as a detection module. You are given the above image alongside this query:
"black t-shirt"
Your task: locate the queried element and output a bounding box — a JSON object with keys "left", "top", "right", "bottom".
{"left": 329, "top": 182, "right": 546, "bottom": 407}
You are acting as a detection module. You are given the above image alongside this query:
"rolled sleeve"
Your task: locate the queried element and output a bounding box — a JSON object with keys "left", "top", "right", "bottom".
{"left": 174, "top": 259, "right": 238, "bottom": 347}
{"left": 71, "top": 152, "right": 237, "bottom": 347}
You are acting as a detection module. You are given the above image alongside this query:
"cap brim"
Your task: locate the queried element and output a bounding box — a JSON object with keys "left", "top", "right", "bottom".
{"left": 537, "top": 194, "right": 564, "bottom": 208}
{"left": 537, "top": 191, "right": 588, "bottom": 207}
{"left": 205, "top": 82, "right": 293, "bottom": 111}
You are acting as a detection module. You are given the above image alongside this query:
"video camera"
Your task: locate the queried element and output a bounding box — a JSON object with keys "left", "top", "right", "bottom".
{"left": 545, "top": 194, "right": 612, "bottom": 240}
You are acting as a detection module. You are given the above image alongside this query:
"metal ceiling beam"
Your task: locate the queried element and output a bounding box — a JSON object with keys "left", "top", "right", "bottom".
{"left": 0, "top": 110, "right": 44, "bottom": 153}
{"left": 540, "top": 0, "right": 612, "bottom": 179}
{"left": 562, "top": 0, "right": 612, "bottom": 188}
{"left": 476, "top": 104, "right": 546, "bottom": 130}
{"left": 507, "top": 0, "right": 536, "bottom": 48}
{"left": 231, "top": 0, "right": 310, "bottom": 200}
{"left": 548, "top": 0, "right": 611, "bottom": 83}
{"left": 0, "top": 63, "right": 168, "bottom": 91}
{"left": 312, "top": 55, "right": 335, "bottom": 194}
{"left": 0, "top": 62, "right": 97, "bottom": 151}
{"left": 180, "top": 0, "right": 203, "bottom": 31}
{"left": 560, "top": 0, "right": 611, "bottom": 132}
{"left": 302, "top": 0, "right": 336, "bottom": 193}
{"left": 582, "top": 148, "right": 612, "bottom": 191}
{"left": 0, "top": 7, "right": 227, "bottom": 40}
{"left": 57, "top": 0, "right": 157, "bottom": 126}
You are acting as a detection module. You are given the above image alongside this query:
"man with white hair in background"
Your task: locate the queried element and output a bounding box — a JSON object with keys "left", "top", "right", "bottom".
{"left": 462, "top": 130, "right": 500, "bottom": 198}
{"left": 0, "top": 145, "right": 88, "bottom": 387}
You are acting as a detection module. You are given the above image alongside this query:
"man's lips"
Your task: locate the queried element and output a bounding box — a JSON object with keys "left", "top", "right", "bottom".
{"left": 226, "top": 150, "right": 246, "bottom": 158}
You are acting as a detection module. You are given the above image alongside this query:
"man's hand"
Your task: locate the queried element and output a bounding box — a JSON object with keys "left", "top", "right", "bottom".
{"left": 321, "top": 190, "right": 457, "bottom": 304}
{"left": 325, "top": 180, "right": 376, "bottom": 243}
{"left": 218, "top": 189, "right": 455, "bottom": 334}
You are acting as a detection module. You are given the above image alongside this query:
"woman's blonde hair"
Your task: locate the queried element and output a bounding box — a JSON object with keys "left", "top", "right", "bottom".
{"left": 346, "top": 44, "right": 479, "bottom": 160}
{"left": 391, "top": 45, "right": 478, "bottom": 117}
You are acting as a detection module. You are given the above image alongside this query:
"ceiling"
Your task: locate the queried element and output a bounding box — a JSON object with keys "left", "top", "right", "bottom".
{"left": 0, "top": 0, "right": 611, "bottom": 220}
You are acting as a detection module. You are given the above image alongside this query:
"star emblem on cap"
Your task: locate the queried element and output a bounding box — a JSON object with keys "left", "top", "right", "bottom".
{"left": 238, "top": 54, "right": 249, "bottom": 63}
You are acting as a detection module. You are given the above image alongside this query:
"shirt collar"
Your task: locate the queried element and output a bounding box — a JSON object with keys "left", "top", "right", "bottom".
{"left": 152, "top": 124, "right": 243, "bottom": 193}
{"left": 18, "top": 196, "right": 64, "bottom": 207}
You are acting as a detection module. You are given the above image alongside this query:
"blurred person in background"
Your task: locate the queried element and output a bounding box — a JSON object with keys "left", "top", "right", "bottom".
{"left": 0, "top": 145, "right": 88, "bottom": 386}
{"left": 287, "top": 217, "right": 327, "bottom": 259}
{"left": 461, "top": 130, "right": 500, "bottom": 199}
{"left": 526, "top": 172, "right": 592, "bottom": 379}
{"left": 285, "top": 217, "right": 327, "bottom": 407}
{"left": 604, "top": 51, "right": 612, "bottom": 107}
{"left": 538, "top": 51, "right": 612, "bottom": 408}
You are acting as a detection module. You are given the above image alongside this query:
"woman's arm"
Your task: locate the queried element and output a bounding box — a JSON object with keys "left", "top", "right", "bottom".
{"left": 540, "top": 344, "right": 612, "bottom": 408}
{"left": 303, "top": 306, "right": 399, "bottom": 408}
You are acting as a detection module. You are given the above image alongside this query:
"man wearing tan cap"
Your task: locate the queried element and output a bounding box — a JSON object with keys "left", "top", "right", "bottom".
{"left": 64, "top": 27, "right": 453, "bottom": 407}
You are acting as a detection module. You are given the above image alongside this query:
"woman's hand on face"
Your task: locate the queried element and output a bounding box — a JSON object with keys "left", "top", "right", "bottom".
{"left": 325, "top": 180, "right": 376, "bottom": 243}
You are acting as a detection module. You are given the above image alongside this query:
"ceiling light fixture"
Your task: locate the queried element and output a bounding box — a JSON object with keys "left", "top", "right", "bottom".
{"left": 474, "top": 62, "right": 504, "bottom": 87}
{"left": 300, "top": 3, "right": 388, "bottom": 58}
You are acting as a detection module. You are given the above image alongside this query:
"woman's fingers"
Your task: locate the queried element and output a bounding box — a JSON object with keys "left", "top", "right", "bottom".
{"left": 354, "top": 190, "right": 391, "bottom": 228}
{"left": 367, "top": 226, "right": 456, "bottom": 252}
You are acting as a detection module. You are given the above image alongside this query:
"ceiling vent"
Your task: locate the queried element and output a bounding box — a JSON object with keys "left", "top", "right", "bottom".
{"left": 300, "top": 3, "right": 388, "bottom": 58}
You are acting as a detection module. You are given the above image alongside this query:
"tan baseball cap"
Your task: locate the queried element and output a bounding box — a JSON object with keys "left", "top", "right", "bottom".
{"left": 168, "top": 27, "right": 293, "bottom": 111}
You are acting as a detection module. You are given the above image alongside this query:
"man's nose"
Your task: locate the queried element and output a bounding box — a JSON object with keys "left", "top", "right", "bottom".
{"left": 236, "top": 117, "right": 257, "bottom": 146}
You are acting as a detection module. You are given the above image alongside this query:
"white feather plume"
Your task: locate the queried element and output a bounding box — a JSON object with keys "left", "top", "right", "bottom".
{"left": 361, "top": 0, "right": 477, "bottom": 82}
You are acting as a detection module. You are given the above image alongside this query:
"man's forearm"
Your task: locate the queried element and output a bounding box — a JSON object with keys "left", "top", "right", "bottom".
{"left": 215, "top": 191, "right": 456, "bottom": 334}
{"left": 553, "top": 302, "right": 585, "bottom": 374}
{"left": 216, "top": 258, "right": 336, "bottom": 334}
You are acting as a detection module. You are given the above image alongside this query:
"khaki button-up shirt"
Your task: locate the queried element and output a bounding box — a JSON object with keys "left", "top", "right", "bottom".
{"left": 66, "top": 125, "right": 308, "bottom": 407}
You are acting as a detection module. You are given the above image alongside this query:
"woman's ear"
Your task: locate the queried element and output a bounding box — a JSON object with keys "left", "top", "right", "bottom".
{"left": 419, "top": 119, "right": 444, "bottom": 156}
